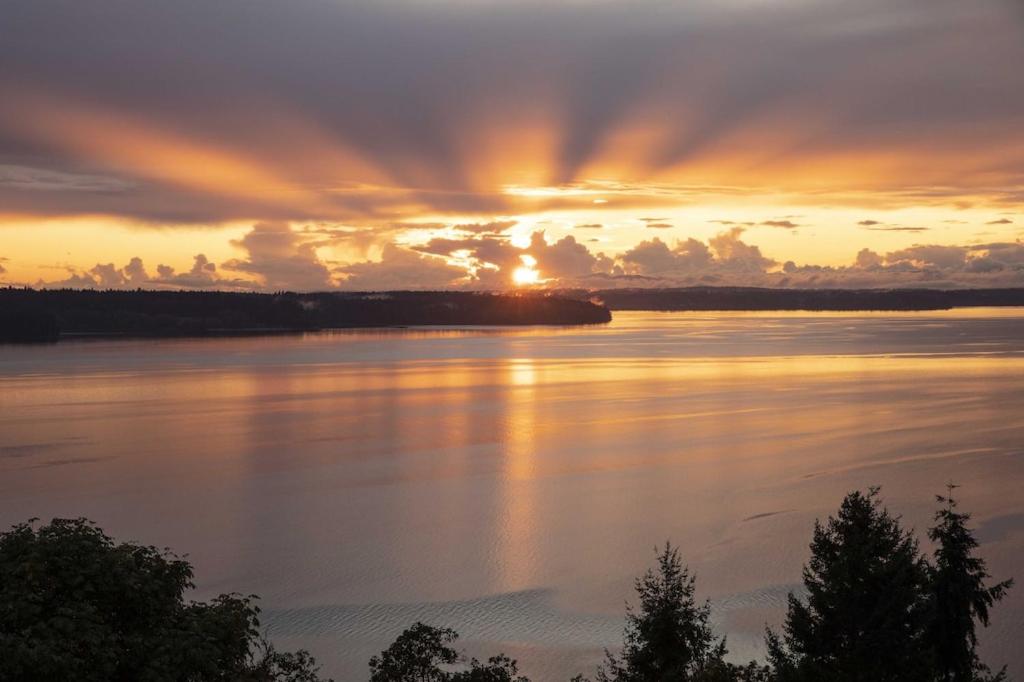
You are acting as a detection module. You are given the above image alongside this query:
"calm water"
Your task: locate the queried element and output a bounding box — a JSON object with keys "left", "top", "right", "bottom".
{"left": 2, "top": 310, "right": 1024, "bottom": 681}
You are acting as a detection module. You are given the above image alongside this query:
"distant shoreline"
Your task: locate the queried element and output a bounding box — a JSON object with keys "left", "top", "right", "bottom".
{"left": 0, "top": 289, "right": 612, "bottom": 343}
{"left": 3, "top": 286, "right": 1024, "bottom": 343}
{"left": 581, "top": 286, "right": 1024, "bottom": 312}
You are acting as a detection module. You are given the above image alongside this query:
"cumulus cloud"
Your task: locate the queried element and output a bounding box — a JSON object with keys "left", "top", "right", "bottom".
{"left": 708, "top": 228, "right": 776, "bottom": 272}
{"left": 22, "top": 224, "right": 1024, "bottom": 292}
{"left": 222, "top": 222, "right": 333, "bottom": 291}
{"left": 855, "top": 248, "right": 884, "bottom": 269}
{"left": 337, "top": 244, "right": 468, "bottom": 290}
{"left": 885, "top": 244, "right": 968, "bottom": 270}
{"left": 155, "top": 254, "right": 222, "bottom": 288}
{"left": 36, "top": 253, "right": 248, "bottom": 290}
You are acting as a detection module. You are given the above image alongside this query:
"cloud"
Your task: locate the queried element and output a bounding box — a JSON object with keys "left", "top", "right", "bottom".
{"left": 987, "top": 218, "right": 1013, "bottom": 225}
{"left": 222, "top": 222, "right": 333, "bottom": 291}
{"left": 453, "top": 220, "right": 517, "bottom": 235}
{"left": 575, "top": 223, "right": 604, "bottom": 229}
{"left": 858, "top": 220, "right": 882, "bottom": 226}
{"left": 885, "top": 244, "right": 968, "bottom": 270}
{"left": 2, "top": 0, "right": 1023, "bottom": 225}
{"left": 761, "top": 220, "right": 799, "bottom": 229}
{"left": 155, "top": 254, "right": 224, "bottom": 289}
{"left": 645, "top": 223, "right": 674, "bottom": 229}
{"left": 862, "top": 225, "right": 930, "bottom": 232}
{"left": 527, "top": 232, "right": 608, "bottom": 280}
{"left": 709, "top": 228, "right": 776, "bottom": 272}
{"left": 410, "top": 230, "right": 613, "bottom": 286}
{"left": 621, "top": 237, "right": 712, "bottom": 275}
{"left": 337, "top": 243, "right": 468, "bottom": 290}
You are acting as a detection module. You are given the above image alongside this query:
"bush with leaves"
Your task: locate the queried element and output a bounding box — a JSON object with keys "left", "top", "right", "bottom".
{"left": 0, "top": 518, "right": 329, "bottom": 682}
{"left": 369, "top": 622, "right": 529, "bottom": 682}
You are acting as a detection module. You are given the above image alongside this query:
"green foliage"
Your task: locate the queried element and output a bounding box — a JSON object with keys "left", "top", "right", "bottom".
{"left": 0, "top": 518, "right": 329, "bottom": 682}
{"left": 767, "top": 488, "right": 934, "bottom": 682}
{"left": 927, "top": 488, "right": 1013, "bottom": 682}
{"left": 597, "top": 543, "right": 730, "bottom": 682}
{"left": 369, "top": 623, "right": 529, "bottom": 682}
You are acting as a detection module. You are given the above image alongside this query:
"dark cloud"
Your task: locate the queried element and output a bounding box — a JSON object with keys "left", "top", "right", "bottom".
{"left": 761, "top": 220, "right": 799, "bottom": 229}
{"left": 575, "top": 223, "right": 604, "bottom": 229}
{"left": 987, "top": 218, "right": 1013, "bottom": 225}
{"left": 411, "top": 230, "right": 613, "bottom": 286}
{"left": 645, "top": 223, "right": 674, "bottom": 229}
{"left": 863, "top": 225, "right": 930, "bottom": 232}
{"left": 885, "top": 244, "right": 968, "bottom": 270}
{"left": 454, "top": 221, "right": 517, "bottom": 234}
{"left": 858, "top": 220, "right": 882, "bottom": 226}
{"left": 1, "top": 0, "right": 1022, "bottom": 223}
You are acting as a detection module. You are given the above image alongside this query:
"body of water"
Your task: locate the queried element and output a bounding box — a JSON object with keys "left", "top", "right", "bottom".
{"left": 2, "top": 310, "right": 1023, "bottom": 680}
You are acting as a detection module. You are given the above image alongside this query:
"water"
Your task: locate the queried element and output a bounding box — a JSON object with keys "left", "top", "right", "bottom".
{"left": 1, "top": 310, "right": 1023, "bottom": 681}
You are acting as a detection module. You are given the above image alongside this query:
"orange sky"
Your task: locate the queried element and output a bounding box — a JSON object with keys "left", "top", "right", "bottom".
{"left": 1, "top": 0, "right": 1023, "bottom": 290}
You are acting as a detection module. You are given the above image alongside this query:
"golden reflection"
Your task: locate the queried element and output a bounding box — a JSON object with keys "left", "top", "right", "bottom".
{"left": 497, "top": 357, "right": 540, "bottom": 591}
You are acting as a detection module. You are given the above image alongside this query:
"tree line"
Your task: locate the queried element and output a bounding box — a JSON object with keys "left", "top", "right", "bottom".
{"left": 0, "top": 488, "right": 1011, "bottom": 681}
{"left": 0, "top": 288, "right": 611, "bottom": 341}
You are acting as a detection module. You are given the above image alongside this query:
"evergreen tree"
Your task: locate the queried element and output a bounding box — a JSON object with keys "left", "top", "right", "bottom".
{"left": 767, "top": 488, "right": 933, "bottom": 682}
{"left": 927, "top": 486, "right": 1013, "bottom": 682}
{"left": 598, "top": 543, "right": 727, "bottom": 682}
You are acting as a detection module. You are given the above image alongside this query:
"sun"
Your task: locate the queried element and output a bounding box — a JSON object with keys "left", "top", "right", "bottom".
{"left": 512, "top": 266, "right": 540, "bottom": 285}
{"left": 512, "top": 254, "right": 540, "bottom": 286}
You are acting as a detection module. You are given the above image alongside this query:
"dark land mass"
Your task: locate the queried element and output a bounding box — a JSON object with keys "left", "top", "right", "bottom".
{"left": 574, "top": 286, "right": 1024, "bottom": 311}
{"left": 0, "top": 289, "right": 611, "bottom": 342}
{"left": 5, "top": 287, "right": 1024, "bottom": 343}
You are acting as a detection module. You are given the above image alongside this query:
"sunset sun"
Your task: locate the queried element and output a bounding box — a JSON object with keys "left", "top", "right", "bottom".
{"left": 512, "top": 255, "right": 540, "bottom": 285}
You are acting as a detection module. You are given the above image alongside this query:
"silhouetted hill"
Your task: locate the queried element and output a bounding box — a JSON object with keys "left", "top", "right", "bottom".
{"left": 573, "top": 287, "right": 1024, "bottom": 311}
{"left": 0, "top": 289, "right": 611, "bottom": 342}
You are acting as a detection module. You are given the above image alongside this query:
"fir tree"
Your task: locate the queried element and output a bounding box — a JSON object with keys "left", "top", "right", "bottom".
{"left": 767, "top": 488, "right": 933, "bottom": 682}
{"left": 927, "top": 485, "right": 1013, "bottom": 682}
{"left": 598, "top": 543, "right": 727, "bottom": 682}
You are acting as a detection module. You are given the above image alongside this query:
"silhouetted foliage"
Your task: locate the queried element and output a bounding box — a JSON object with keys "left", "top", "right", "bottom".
{"left": 0, "top": 288, "right": 610, "bottom": 341}
{"left": 369, "top": 623, "right": 528, "bottom": 682}
{"left": 0, "top": 308, "right": 59, "bottom": 342}
{"left": 597, "top": 543, "right": 735, "bottom": 682}
{"left": 572, "top": 287, "right": 1024, "bottom": 312}
{"left": 767, "top": 488, "right": 934, "bottom": 682}
{"left": 927, "top": 487, "right": 1014, "bottom": 682}
{"left": 0, "top": 518, "right": 329, "bottom": 682}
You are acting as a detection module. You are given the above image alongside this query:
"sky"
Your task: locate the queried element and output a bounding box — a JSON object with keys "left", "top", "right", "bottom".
{"left": 2, "top": 0, "right": 1024, "bottom": 291}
